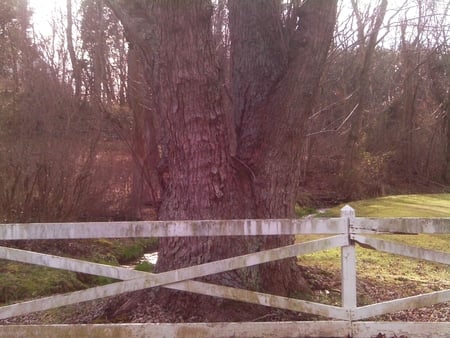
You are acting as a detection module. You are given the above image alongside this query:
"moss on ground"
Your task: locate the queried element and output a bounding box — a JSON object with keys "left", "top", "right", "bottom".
{"left": 0, "top": 238, "right": 158, "bottom": 305}
{"left": 0, "top": 262, "right": 87, "bottom": 305}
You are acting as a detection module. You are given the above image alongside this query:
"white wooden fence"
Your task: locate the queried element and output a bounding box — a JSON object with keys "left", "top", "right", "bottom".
{"left": 0, "top": 205, "right": 449, "bottom": 337}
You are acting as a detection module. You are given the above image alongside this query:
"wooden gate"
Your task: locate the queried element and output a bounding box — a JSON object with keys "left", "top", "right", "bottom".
{"left": 0, "top": 206, "right": 449, "bottom": 337}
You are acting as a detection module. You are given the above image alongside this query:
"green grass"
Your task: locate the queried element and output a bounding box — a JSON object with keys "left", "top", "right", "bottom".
{"left": 297, "top": 194, "right": 450, "bottom": 305}
{"left": 134, "top": 261, "right": 154, "bottom": 273}
{"left": 320, "top": 193, "right": 450, "bottom": 218}
{"left": 0, "top": 262, "right": 88, "bottom": 305}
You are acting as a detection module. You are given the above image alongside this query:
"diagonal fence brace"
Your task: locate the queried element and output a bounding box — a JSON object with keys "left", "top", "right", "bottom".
{"left": 0, "top": 235, "right": 348, "bottom": 319}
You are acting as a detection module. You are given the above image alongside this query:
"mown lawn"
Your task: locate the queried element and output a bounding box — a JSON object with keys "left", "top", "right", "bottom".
{"left": 321, "top": 193, "right": 450, "bottom": 218}
{"left": 297, "top": 194, "right": 450, "bottom": 307}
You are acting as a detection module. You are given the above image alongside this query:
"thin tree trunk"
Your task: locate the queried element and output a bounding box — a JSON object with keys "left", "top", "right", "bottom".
{"left": 66, "top": 0, "right": 82, "bottom": 98}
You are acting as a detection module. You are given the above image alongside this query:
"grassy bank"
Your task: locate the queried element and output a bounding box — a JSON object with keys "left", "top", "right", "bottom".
{"left": 297, "top": 194, "right": 450, "bottom": 309}
{"left": 0, "top": 238, "right": 158, "bottom": 306}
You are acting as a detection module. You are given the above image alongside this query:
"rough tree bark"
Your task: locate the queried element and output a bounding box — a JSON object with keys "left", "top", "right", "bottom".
{"left": 127, "top": 45, "right": 162, "bottom": 216}
{"left": 106, "top": 0, "right": 337, "bottom": 318}
{"left": 229, "top": 0, "right": 337, "bottom": 295}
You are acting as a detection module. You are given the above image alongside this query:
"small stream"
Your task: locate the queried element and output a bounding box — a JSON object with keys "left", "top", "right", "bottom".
{"left": 122, "top": 251, "right": 158, "bottom": 269}
{"left": 141, "top": 252, "right": 158, "bottom": 265}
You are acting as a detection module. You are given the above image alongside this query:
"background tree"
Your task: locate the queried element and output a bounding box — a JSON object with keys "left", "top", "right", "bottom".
{"left": 305, "top": 0, "right": 450, "bottom": 200}
{"left": 80, "top": 0, "right": 120, "bottom": 103}
{"left": 0, "top": 0, "right": 125, "bottom": 222}
{"left": 341, "top": 0, "right": 387, "bottom": 197}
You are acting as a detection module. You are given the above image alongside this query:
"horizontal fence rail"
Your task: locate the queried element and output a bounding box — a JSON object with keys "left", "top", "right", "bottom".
{"left": 0, "top": 218, "right": 347, "bottom": 239}
{"left": 2, "top": 217, "right": 450, "bottom": 241}
{"left": 1, "top": 322, "right": 449, "bottom": 338}
{"left": 0, "top": 205, "right": 449, "bottom": 338}
{"left": 352, "top": 217, "right": 450, "bottom": 234}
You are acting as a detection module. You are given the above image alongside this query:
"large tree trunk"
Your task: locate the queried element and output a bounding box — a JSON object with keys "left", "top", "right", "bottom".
{"left": 107, "top": 0, "right": 337, "bottom": 319}
{"left": 152, "top": 0, "right": 255, "bottom": 273}
{"left": 229, "top": 0, "right": 337, "bottom": 295}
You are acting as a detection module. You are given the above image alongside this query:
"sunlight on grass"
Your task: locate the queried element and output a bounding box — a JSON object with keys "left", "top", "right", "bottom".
{"left": 297, "top": 194, "right": 450, "bottom": 296}
{"left": 298, "top": 244, "right": 449, "bottom": 287}
{"left": 321, "top": 193, "right": 450, "bottom": 218}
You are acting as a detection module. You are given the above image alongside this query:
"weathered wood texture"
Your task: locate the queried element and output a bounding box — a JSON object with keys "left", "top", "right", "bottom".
{"left": 341, "top": 205, "right": 357, "bottom": 310}
{"left": 0, "top": 206, "right": 449, "bottom": 338}
{"left": 2, "top": 217, "right": 449, "bottom": 241}
{"left": 0, "top": 236, "right": 348, "bottom": 320}
{"left": 353, "top": 289, "right": 450, "bottom": 320}
{"left": 352, "top": 321, "right": 450, "bottom": 338}
{"left": 0, "top": 322, "right": 350, "bottom": 338}
{"left": 0, "top": 218, "right": 345, "bottom": 240}
{"left": 352, "top": 234, "right": 450, "bottom": 264}
{"left": 352, "top": 217, "right": 450, "bottom": 233}
{"left": 0, "top": 322, "right": 448, "bottom": 338}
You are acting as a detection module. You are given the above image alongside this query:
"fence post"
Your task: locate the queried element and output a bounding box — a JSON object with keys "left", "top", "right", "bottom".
{"left": 340, "top": 205, "right": 357, "bottom": 319}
